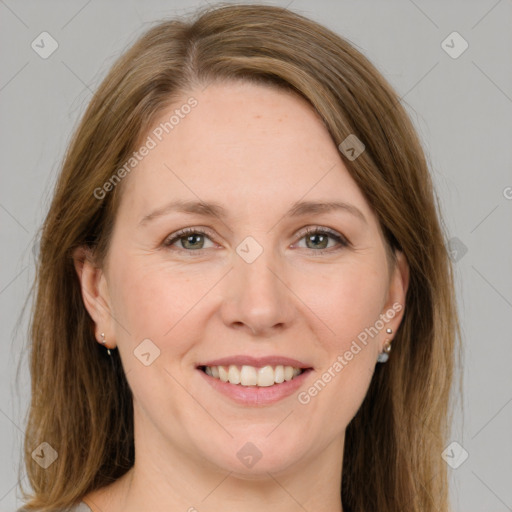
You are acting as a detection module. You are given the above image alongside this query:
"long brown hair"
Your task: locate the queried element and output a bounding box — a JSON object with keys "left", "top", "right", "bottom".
{"left": 18, "top": 3, "right": 462, "bottom": 511}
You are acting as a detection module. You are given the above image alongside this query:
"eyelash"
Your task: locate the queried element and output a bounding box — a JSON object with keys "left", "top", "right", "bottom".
{"left": 162, "top": 226, "right": 350, "bottom": 256}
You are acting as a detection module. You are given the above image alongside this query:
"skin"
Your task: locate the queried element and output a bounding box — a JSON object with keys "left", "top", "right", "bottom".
{"left": 75, "top": 81, "right": 409, "bottom": 512}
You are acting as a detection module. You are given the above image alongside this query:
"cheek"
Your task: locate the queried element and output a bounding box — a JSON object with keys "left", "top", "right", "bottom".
{"left": 109, "top": 259, "right": 205, "bottom": 339}
{"left": 294, "top": 262, "right": 386, "bottom": 425}
{"left": 295, "top": 261, "right": 385, "bottom": 398}
{"left": 297, "top": 259, "right": 388, "bottom": 345}
{"left": 108, "top": 260, "right": 204, "bottom": 418}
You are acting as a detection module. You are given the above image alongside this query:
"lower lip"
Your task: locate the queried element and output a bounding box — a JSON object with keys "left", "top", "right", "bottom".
{"left": 198, "top": 368, "right": 313, "bottom": 406}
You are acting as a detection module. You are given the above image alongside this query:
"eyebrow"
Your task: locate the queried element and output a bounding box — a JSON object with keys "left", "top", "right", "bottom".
{"left": 139, "top": 199, "right": 367, "bottom": 226}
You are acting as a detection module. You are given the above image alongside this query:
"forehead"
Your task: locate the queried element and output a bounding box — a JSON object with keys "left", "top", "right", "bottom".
{"left": 119, "top": 81, "right": 373, "bottom": 223}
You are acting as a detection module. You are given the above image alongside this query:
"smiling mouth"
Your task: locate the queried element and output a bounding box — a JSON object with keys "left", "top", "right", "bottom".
{"left": 198, "top": 364, "right": 312, "bottom": 387}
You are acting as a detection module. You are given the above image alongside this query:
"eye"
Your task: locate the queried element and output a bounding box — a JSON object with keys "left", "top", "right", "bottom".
{"left": 163, "top": 226, "right": 350, "bottom": 255}
{"left": 163, "top": 227, "right": 216, "bottom": 253}
{"left": 294, "top": 226, "right": 350, "bottom": 252}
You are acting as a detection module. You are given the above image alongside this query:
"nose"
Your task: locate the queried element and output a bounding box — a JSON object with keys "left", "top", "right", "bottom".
{"left": 220, "top": 244, "right": 296, "bottom": 337}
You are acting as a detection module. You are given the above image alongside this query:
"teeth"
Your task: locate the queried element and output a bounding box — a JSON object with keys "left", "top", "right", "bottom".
{"left": 203, "top": 364, "right": 304, "bottom": 386}
{"left": 218, "top": 366, "right": 229, "bottom": 383}
{"left": 257, "top": 366, "right": 274, "bottom": 387}
{"left": 228, "top": 365, "right": 241, "bottom": 384}
{"left": 240, "top": 365, "right": 258, "bottom": 386}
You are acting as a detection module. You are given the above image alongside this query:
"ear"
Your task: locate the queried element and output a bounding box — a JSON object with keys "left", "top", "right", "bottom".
{"left": 381, "top": 250, "right": 409, "bottom": 337}
{"left": 72, "top": 245, "right": 116, "bottom": 348}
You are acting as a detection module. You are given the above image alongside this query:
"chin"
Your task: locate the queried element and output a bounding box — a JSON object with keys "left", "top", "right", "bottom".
{"left": 202, "top": 436, "right": 305, "bottom": 477}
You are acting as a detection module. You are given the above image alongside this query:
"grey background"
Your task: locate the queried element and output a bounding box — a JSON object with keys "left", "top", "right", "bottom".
{"left": 1, "top": 1, "right": 511, "bottom": 511}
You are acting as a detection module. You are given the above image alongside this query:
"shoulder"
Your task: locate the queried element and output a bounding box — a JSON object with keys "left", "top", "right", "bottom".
{"left": 16, "top": 502, "right": 92, "bottom": 512}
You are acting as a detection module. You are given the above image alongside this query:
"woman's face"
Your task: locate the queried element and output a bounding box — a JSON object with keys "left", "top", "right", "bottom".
{"left": 83, "top": 81, "right": 408, "bottom": 477}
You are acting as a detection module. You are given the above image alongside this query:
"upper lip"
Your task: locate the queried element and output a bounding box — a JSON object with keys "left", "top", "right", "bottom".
{"left": 198, "top": 355, "right": 312, "bottom": 369}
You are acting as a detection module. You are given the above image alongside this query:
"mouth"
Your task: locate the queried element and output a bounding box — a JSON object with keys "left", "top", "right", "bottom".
{"left": 197, "top": 364, "right": 312, "bottom": 387}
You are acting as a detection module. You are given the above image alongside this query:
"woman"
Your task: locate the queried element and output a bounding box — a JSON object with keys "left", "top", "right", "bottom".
{"left": 17, "top": 3, "right": 461, "bottom": 512}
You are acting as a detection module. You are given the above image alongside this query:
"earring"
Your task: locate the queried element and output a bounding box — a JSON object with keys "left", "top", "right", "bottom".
{"left": 100, "top": 332, "right": 111, "bottom": 357}
{"left": 377, "top": 328, "right": 393, "bottom": 363}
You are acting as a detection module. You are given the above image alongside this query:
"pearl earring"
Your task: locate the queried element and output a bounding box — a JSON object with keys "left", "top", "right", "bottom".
{"left": 377, "top": 328, "right": 393, "bottom": 363}
{"left": 100, "top": 332, "right": 111, "bottom": 356}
